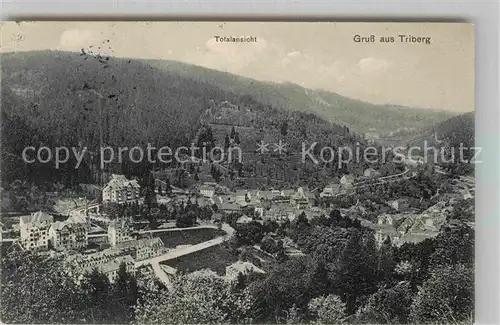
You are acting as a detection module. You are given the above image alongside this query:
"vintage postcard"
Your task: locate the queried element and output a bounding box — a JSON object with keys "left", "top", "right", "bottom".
{"left": 0, "top": 22, "right": 474, "bottom": 324}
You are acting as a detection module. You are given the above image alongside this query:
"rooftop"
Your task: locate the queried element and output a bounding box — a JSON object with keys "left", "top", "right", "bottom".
{"left": 323, "top": 184, "right": 341, "bottom": 191}
{"left": 217, "top": 202, "right": 240, "bottom": 211}
{"left": 51, "top": 221, "right": 86, "bottom": 232}
{"left": 67, "top": 215, "right": 87, "bottom": 224}
{"left": 341, "top": 174, "right": 355, "bottom": 182}
{"left": 93, "top": 255, "right": 135, "bottom": 274}
{"left": 281, "top": 189, "right": 296, "bottom": 197}
{"left": 21, "top": 211, "right": 54, "bottom": 225}
{"left": 108, "top": 218, "right": 131, "bottom": 230}
{"left": 113, "top": 238, "right": 164, "bottom": 250}
{"left": 226, "top": 261, "right": 265, "bottom": 275}
{"left": 258, "top": 190, "right": 279, "bottom": 200}
{"left": 199, "top": 184, "right": 216, "bottom": 191}
{"left": 105, "top": 174, "right": 140, "bottom": 190}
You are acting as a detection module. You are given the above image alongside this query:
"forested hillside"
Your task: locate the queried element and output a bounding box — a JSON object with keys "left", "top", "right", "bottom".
{"left": 408, "top": 112, "right": 475, "bottom": 174}
{"left": 1, "top": 51, "right": 356, "bottom": 186}
{"left": 1, "top": 51, "right": 225, "bottom": 184}
{"left": 409, "top": 112, "right": 474, "bottom": 150}
{"left": 1, "top": 50, "right": 455, "bottom": 186}
{"left": 145, "top": 59, "right": 455, "bottom": 134}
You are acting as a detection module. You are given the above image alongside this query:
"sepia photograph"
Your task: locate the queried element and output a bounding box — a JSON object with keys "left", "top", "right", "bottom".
{"left": 0, "top": 21, "right": 475, "bottom": 324}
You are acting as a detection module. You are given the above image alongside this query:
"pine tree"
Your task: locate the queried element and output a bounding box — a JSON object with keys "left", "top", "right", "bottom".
{"left": 280, "top": 121, "right": 288, "bottom": 136}
{"left": 165, "top": 178, "right": 172, "bottom": 194}
{"left": 110, "top": 263, "right": 138, "bottom": 323}
{"left": 224, "top": 133, "right": 230, "bottom": 151}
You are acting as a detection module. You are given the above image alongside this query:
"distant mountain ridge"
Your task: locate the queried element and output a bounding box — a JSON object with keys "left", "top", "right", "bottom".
{"left": 143, "top": 58, "right": 456, "bottom": 135}
{"left": 1, "top": 50, "right": 456, "bottom": 136}
{"left": 1, "top": 50, "right": 465, "bottom": 184}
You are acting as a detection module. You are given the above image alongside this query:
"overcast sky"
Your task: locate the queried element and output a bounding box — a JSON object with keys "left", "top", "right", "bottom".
{"left": 1, "top": 21, "right": 474, "bottom": 112}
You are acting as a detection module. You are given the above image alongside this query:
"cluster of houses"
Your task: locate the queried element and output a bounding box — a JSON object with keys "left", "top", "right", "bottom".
{"left": 65, "top": 239, "right": 165, "bottom": 284}
{"left": 19, "top": 211, "right": 89, "bottom": 251}
{"left": 197, "top": 182, "right": 328, "bottom": 222}
{"left": 374, "top": 200, "right": 453, "bottom": 247}
{"left": 66, "top": 251, "right": 136, "bottom": 284}
{"left": 194, "top": 172, "right": 375, "bottom": 223}
{"left": 15, "top": 167, "right": 471, "bottom": 285}
{"left": 99, "top": 169, "right": 380, "bottom": 224}
{"left": 70, "top": 217, "right": 164, "bottom": 283}
{"left": 18, "top": 208, "right": 166, "bottom": 283}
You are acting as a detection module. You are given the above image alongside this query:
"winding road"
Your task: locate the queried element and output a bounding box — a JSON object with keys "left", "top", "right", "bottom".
{"left": 135, "top": 223, "right": 235, "bottom": 289}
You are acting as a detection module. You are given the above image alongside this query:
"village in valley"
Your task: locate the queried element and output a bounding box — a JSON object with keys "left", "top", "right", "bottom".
{"left": 0, "top": 22, "right": 476, "bottom": 325}
{"left": 0, "top": 95, "right": 476, "bottom": 325}
{"left": 1, "top": 136, "right": 475, "bottom": 290}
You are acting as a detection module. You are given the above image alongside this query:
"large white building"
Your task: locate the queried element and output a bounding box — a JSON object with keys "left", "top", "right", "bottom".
{"left": 102, "top": 174, "right": 141, "bottom": 204}
{"left": 49, "top": 221, "right": 88, "bottom": 251}
{"left": 19, "top": 211, "right": 54, "bottom": 251}
{"left": 108, "top": 218, "right": 133, "bottom": 247}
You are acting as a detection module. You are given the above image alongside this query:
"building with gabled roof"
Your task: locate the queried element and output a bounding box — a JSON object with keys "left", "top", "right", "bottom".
{"left": 256, "top": 190, "right": 281, "bottom": 201}
{"left": 108, "top": 218, "right": 133, "bottom": 247}
{"left": 102, "top": 174, "right": 141, "bottom": 204}
{"left": 49, "top": 221, "right": 87, "bottom": 251}
{"left": 297, "top": 186, "right": 315, "bottom": 199}
{"left": 199, "top": 183, "right": 216, "bottom": 198}
{"left": 248, "top": 190, "right": 262, "bottom": 204}
{"left": 20, "top": 211, "right": 53, "bottom": 225}
{"left": 234, "top": 189, "right": 250, "bottom": 202}
{"left": 99, "top": 255, "right": 136, "bottom": 283}
{"left": 291, "top": 187, "right": 316, "bottom": 208}
{"left": 375, "top": 205, "right": 449, "bottom": 247}
{"left": 154, "top": 178, "right": 171, "bottom": 196}
{"left": 216, "top": 202, "right": 241, "bottom": 213}
{"left": 320, "top": 183, "right": 342, "bottom": 198}
{"left": 377, "top": 213, "right": 409, "bottom": 227}
{"left": 375, "top": 213, "right": 414, "bottom": 247}
{"left": 19, "top": 211, "right": 54, "bottom": 251}
{"left": 236, "top": 215, "right": 253, "bottom": 224}
{"left": 69, "top": 252, "right": 136, "bottom": 284}
{"left": 387, "top": 198, "right": 411, "bottom": 212}
{"left": 264, "top": 204, "right": 298, "bottom": 222}
{"left": 225, "top": 261, "right": 265, "bottom": 280}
